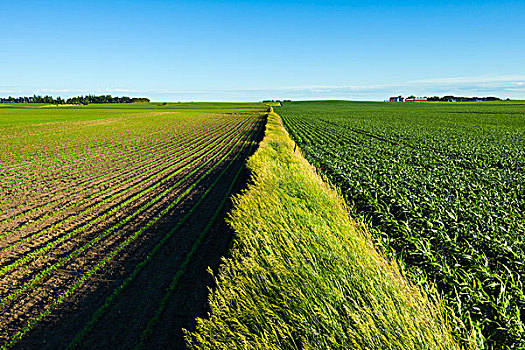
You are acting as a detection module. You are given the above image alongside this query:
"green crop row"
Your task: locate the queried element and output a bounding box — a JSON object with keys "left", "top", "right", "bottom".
{"left": 0, "top": 122, "right": 199, "bottom": 190}
{"left": 0, "top": 107, "right": 241, "bottom": 166}
{"left": 0, "top": 117, "right": 244, "bottom": 234}
{"left": 0, "top": 116, "right": 255, "bottom": 279}
{"left": 0, "top": 112, "right": 231, "bottom": 200}
{"left": 277, "top": 101, "right": 525, "bottom": 349}
{"left": 0, "top": 117, "right": 255, "bottom": 313}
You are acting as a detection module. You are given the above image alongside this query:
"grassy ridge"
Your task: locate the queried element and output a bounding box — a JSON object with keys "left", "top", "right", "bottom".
{"left": 185, "top": 110, "right": 462, "bottom": 350}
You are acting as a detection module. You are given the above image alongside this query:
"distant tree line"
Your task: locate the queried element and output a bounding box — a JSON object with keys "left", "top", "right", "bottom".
{"left": 426, "top": 95, "right": 501, "bottom": 102}
{"left": 0, "top": 95, "right": 150, "bottom": 105}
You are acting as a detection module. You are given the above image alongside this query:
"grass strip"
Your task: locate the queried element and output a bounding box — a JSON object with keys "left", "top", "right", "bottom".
{"left": 184, "top": 109, "right": 465, "bottom": 350}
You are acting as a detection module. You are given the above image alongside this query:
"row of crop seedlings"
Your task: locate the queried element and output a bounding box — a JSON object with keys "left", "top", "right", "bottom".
{"left": 0, "top": 113, "right": 170, "bottom": 169}
{"left": 0, "top": 116, "right": 254, "bottom": 277}
{"left": 0, "top": 124, "right": 130, "bottom": 171}
{"left": 68, "top": 114, "right": 265, "bottom": 350}
{"left": 0, "top": 115, "right": 250, "bottom": 266}
{"left": 280, "top": 109, "right": 525, "bottom": 348}
{"left": 0, "top": 116, "right": 228, "bottom": 198}
{"left": 15, "top": 113, "right": 256, "bottom": 298}
{"left": 0, "top": 124, "right": 214, "bottom": 221}
{"left": 0, "top": 117, "right": 243, "bottom": 233}
{"left": 0, "top": 130, "right": 192, "bottom": 220}
{"left": 0, "top": 115, "right": 189, "bottom": 189}
{"left": 0, "top": 117, "right": 245, "bottom": 253}
{"left": 0, "top": 114, "right": 262, "bottom": 348}
{"left": 15, "top": 116, "right": 245, "bottom": 207}
{"left": 0, "top": 127, "right": 194, "bottom": 190}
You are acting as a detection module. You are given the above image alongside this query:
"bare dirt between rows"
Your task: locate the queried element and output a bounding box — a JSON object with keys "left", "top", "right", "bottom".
{"left": 0, "top": 120, "right": 256, "bottom": 335}
{"left": 0, "top": 125, "right": 242, "bottom": 257}
{"left": 0, "top": 120, "right": 230, "bottom": 211}
{"left": 12, "top": 116, "right": 265, "bottom": 350}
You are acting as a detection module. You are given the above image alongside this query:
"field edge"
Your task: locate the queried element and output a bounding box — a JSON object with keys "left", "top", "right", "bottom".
{"left": 184, "top": 108, "right": 464, "bottom": 349}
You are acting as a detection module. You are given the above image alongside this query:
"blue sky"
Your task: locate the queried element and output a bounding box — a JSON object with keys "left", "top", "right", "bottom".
{"left": 1, "top": 0, "right": 524, "bottom": 101}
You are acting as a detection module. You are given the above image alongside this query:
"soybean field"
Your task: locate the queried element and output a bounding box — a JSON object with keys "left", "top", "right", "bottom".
{"left": 0, "top": 102, "right": 265, "bottom": 349}
{"left": 277, "top": 101, "right": 525, "bottom": 349}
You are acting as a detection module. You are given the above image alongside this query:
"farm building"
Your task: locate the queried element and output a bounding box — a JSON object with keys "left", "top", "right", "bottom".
{"left": 389, "top": 96, "right": 404, "bottom": 102}
{"left": 389, "top": 96, "right": 428, "bottom": 102}
{"left": 405, "top": 97, "right": 428, "bottom": 102}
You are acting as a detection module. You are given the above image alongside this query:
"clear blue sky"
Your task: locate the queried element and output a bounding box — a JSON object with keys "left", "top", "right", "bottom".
{"left": 1, "top": 0, "right": 524, "bottom": 101}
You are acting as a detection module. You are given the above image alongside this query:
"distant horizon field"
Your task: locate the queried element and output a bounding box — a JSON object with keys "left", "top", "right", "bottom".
{"left": 0, "top": 101, "right": 265, "bottom": 108}
{"left": 0, "top": 102, "right": 265, "bottom": 127}
{"left": 1, "top": 99, "right": 525, "bottom": 107}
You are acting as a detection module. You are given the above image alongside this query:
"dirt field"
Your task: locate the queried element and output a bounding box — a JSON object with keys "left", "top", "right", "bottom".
{"left": 0, "top": 103, "right": 266, "bottom": 349}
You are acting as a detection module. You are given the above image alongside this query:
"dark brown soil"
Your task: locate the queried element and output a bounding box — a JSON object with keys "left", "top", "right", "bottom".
{"left": 7, "top": 114, "right": 265, "bottom": 350}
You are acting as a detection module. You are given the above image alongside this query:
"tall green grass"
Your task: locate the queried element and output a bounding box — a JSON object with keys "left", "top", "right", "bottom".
{"left": 185, "top": 110, "right": 464, "bottom": 350}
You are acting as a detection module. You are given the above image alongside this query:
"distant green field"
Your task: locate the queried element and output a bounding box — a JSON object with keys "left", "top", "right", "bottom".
{"left": 277, "top": 100, "right": 525, "bottom": 349}
{"left": 0, "top": 103, "right": 264, "bottom": 163}
{"left": 0, "top": 102, "right": 263, "bottom": 124}
{"left": 422, "top": 100, "right": 525, "bottom": 105}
